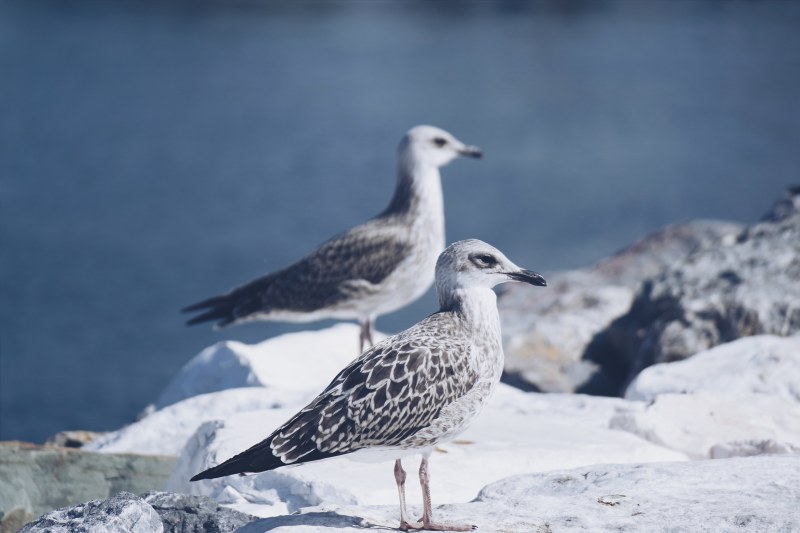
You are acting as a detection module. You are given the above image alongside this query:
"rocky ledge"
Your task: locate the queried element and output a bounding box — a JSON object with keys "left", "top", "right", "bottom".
{"left": 19, "top": 457, "right": 800, "bottom": 532}
{"left": 500, "top": 187, "right": 800, "bottom": 395}
{"left": 66, "top": 327, "right": 798, "bottom": 529}
{"left": 19, "top": 491, "right": 256, "bottom": 533}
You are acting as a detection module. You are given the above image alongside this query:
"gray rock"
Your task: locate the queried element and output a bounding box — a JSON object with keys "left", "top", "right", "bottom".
{"left": 0, "top": 441, "right": 176, "bottom": 530}
{"left": 499, "top": 219, "right": 742, "bottom": 393}
{"left": 17, "top": 491, "right": 258, "bottom": 533}
{"left": 143, "top": 491, "right": 257, "bottom": 533}
{"left": 19, "top": 491, "right": 163, "bottom": 533}
{"left": 17, "top": 458, "right": 799, "bottom": 533}
{"left": 583, "top": 187, "right": 800, "bottom": 395}
{"left": 235, "top": 456, "right": 800, "bottom": 532}
{"left": 16, "top": 452, "right": 798, "bottom": 532}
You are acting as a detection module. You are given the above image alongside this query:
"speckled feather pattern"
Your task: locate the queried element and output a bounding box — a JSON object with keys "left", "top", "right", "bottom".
{"left": 197, "top": 301, "right": 504, "bottom": 475}
{"left": 274, "top": 309, "right": 501, "bottom": 459}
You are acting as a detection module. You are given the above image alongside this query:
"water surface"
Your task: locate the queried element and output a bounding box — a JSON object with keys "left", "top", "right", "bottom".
{"left": 1, "top": 0, "right": 798, "bottom": 442}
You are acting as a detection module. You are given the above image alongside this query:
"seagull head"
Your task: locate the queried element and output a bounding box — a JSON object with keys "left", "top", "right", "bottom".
{"left": 398, "top": 125, "right": 482, "bottom": 170}
{"left": 435, "top": 239, "right": 546, "bottom": 299}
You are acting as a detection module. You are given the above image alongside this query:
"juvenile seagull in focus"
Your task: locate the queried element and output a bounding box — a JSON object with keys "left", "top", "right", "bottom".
{"left": 190, "top": 239, "right": 546, "bottom": 531}
{"left": 182, "top": 125, "right": 481, "bottom": 351}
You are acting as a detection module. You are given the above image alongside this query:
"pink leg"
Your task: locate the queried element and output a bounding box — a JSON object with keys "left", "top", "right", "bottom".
{"left": 394, "top": 459, "right": 422, "bottom": 530}
{"left": 359, "top": 318, "right": 374, "bottom": 353}
{"left": 418, "top": 455, "right": 475, "bottom": 531}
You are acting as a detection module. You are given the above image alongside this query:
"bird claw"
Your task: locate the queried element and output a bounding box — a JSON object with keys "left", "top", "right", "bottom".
{"left": 402, "top": 518, "right": 476, "bottom": 531}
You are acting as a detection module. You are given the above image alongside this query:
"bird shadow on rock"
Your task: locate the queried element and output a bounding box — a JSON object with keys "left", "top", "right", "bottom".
{"left": 235, "top": 511, "right": 398, "bottom": 532}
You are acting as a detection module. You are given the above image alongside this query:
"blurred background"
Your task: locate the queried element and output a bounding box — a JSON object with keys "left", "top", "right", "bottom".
{"left": 1, "top": 0, "right": 798, "bottom": 443}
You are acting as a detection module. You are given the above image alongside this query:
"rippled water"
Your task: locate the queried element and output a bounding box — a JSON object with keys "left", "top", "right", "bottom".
{"left": 1, "top": 0, "right": 798, "bottom": 442}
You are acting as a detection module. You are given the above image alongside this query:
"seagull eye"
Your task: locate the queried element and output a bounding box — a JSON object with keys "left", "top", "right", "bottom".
{"left": 471, "top": 253, "right": 498, "bottom": 268}
{"left": 433, "top": 137, "right": 447, "bottom": 147}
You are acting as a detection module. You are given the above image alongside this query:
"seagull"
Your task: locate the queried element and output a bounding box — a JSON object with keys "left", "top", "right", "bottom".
{"left": 182, "top": 125, "right": 482, "bottom": 352}
{"left": 190, "top": 239, "right": 546, "bottom": 531}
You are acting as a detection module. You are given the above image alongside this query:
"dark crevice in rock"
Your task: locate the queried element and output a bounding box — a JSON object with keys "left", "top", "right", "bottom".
{"left": 574, "top": 186, "right": 800, "bottom": 397}
{"left": 499, "top": 217, "right": 745, "bottom": 394}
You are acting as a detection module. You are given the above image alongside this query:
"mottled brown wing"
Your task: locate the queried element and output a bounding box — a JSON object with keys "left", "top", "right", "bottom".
{"left": 269, "top": 312, "right": 479, "bottom": 462}
{"left": 258, "top": 224, "right": 412, "bottom": 312}
{"left": 183, "top": 222, "right": 412, "bottom": 326}
{"left": 190, "top": 312, "right": 478, "bottom": 479}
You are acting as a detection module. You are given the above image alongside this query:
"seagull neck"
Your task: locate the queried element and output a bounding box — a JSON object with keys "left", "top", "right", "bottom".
{"left": 383, "top": 160, "right": 442, "bottom": 217}
{"left": 438, "top": 286, "right": 499, "bottom": 326}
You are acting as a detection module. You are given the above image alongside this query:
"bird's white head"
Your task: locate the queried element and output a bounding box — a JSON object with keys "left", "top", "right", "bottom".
{"left": 435, "top": 239, "right": 546, "bottom": 309}
{"left": 398, "top": 125, "right": 482, "bottom": 171}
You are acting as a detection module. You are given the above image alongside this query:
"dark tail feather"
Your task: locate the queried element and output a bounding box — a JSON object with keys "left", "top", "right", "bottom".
{"left": 184, "top": 308, "right": 235, "bottom": 327}
{"left": 181, "top": 295, "right": 236, "bottom": 327}
{"left": 182, "top": 272, "right": 280, "bottom": 327}
{"left": 181, "top": 294, "right": 230, "bottom": 314}
{"left": 190, "top": 438, "right": 285, "bottom": 481}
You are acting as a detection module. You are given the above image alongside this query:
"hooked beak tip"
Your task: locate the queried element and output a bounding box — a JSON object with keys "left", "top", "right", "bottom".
{"left": 507, "top": 269, "right": 547, "bottom": 287}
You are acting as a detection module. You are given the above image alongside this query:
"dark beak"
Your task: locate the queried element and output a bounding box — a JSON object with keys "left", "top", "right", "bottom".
{"left": 506, "top": 269, "right": 547, "bottom": 287}
{"left": 459, "top": 145, "right": 482, "bottom": 159}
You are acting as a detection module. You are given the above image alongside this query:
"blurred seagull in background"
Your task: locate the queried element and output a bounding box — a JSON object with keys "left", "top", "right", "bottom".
{"left": 183, "top": 125, "right": 481, "bottom": 352}
{"left": 190, "top": 239, "right": 547, "bottom": 531}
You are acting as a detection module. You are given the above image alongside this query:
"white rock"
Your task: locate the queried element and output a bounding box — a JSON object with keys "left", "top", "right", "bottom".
{"left": 169, "top": 385, "right": 686, "bottom": 517}
{"left": 89, "top": 325, "right": 384, "bottom": 456}
{"left": 235, "top": 456, "right": 800, "bottom": 532}
{"left": 625, "top": 335, "right": 800, "bottom": 402}
{"left": 610, "top": 392, "right": 800, "bottom": 458}
{"left": 85, "top": 388, "right": 310, "bottom": 456}
{"left": 155, "top": 323, "right": 379, "bottom": 409}
{"left": 155, "top": 341, "right": 263, "bottom": 409}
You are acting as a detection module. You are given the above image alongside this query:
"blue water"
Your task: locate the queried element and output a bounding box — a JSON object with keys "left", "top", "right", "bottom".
{"left": 1, "top": 0, "right": 798, "bottom": 443}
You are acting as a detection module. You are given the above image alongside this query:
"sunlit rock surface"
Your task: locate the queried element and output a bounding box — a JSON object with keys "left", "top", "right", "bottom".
{"left": 85, "top": 388, "right": 312, "bottom": 457}
{"left": 610, "top": 392, "right": 800, "bottom": 459}
{"left": 625, "top": 334, "right": 800, "bottom": 403}
{"left": 87, "top": 324, "right": 372, "bottom": 457}
{"left": 234, "top": 457, "right": 800, "bottom": 533}
{"left": 613, "top": 335, "right": 800, "bottom": 459}
{"left": 167, "top": 385, "right": 685, "bottom": 518}
{"left": 153, "top": 323, "right": 374, "bottom": 410}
